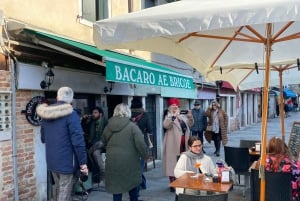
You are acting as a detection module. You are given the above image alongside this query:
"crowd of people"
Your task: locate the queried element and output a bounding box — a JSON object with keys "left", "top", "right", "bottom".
{"left": 37, "top": 88, "right": 299, "bottom": 201}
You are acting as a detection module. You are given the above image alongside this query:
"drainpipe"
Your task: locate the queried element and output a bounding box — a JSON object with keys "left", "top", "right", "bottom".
{"left": 9, "top": 54, "right": 19, "bottom": 201}
{"left": 1, "top": 18, "right": 19, "bottom": 201}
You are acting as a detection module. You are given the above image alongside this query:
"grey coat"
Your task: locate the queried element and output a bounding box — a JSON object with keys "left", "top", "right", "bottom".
{"left": 102, "top": 116, "right": 148, "bottom": 194}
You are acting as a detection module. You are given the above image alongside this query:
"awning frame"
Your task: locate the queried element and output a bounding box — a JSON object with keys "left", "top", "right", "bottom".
{"left": 23, "top": 28, "right": 194, "bottom": 89}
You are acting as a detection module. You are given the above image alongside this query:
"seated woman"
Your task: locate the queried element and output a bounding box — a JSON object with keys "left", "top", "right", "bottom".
{"left": 174, "top": 136, "right": 217, "bottom": 199}
{"left": 251, "top": 137, "right": 300, "bottom": 201}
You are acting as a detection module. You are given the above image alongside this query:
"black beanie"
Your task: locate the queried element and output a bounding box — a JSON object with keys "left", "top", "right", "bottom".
{"left": 131, "top": 97, "right": 143, "bottom": 109}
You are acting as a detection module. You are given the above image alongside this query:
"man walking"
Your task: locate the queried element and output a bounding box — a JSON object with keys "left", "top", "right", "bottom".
{"left": 37, "top": 87, "right": 88, "bottom": 201}
{"left": 190, "top": 100, "right": 207, "bottom": 153}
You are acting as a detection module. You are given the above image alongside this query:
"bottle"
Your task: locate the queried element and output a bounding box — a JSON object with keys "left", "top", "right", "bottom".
{"left": 216, "top": 160, "right": 224, "bottom": 182}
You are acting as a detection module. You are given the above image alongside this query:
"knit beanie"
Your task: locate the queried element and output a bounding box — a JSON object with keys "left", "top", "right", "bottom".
{"left": 168, "top": 98, "right": 180, "bottom": 107}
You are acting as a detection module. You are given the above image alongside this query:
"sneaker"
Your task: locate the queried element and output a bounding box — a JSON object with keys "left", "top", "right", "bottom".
{"left": 215, "top": 152, "right": 220, "bottom": 157}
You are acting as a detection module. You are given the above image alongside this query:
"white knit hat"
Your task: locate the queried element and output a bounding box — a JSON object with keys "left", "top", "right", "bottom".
{"left": 57, "top": 87, "right": 74, "bottom": 103}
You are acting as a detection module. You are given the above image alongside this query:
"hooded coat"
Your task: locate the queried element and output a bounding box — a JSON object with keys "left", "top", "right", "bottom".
{"left": 37, "top": 102, "right": 87, "bottom": 174}
{"left": 102, "top": 116, "right": 148, "bottom": 194}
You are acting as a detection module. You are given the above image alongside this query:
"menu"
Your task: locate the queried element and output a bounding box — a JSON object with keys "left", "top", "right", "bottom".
{"left": 288, "top": 121, "right": 300, "bottom": 158}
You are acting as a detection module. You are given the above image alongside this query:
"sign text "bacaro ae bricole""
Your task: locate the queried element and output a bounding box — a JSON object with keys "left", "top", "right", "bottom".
{"left": 106, "top": 61, "right": 194, "bottom": 89}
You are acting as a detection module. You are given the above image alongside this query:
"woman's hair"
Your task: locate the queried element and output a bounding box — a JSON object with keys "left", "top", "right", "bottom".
{"left": 113, "top": 103, "right": 131, "bottom": 118}
{"left": 267, "top": 137, "right": 291, "bottom": 170}
{"left": 209, "top": 100, "right": 220, "bottom": 108}
{"left": 187, "top": 136, "right": 201, "bottom": 147}
{"left": 267, "top": 137, "right": 290, "bottom": 156}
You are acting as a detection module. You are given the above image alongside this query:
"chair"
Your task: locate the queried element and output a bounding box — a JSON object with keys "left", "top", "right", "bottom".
{"left": 224, "top": 146, "right": 251, "bottom": 195}
{"left": 239, "top": 140, "right": 259, "bottom": 148}
{"left": 240, "top": 140, "right": 261, "bottom": 163}
{"left": 250, "top": 169, "right": 292, "bottom": 201}
{"left": 177, "top": 193, "right": 228, "bottom": 201}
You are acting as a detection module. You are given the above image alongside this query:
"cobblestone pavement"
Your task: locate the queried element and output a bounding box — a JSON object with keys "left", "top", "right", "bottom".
{"left": 77, "top": 111, "right": 300, "bottom": 201}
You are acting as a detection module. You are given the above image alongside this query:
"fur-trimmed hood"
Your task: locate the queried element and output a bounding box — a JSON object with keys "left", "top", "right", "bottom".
{"left": 37, "top": 102, "right": 73, "bottom": 119}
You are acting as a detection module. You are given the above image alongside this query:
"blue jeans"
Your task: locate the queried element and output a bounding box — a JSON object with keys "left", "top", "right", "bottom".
{"left": 191, "top": 130, "right": 204, "bottom": 144}
{"left": 113, "top": 186, "right": 139, "bottom": 201}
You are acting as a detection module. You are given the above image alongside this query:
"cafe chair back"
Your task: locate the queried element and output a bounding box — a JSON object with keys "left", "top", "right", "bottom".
{"left": 250, "top": 168, "right": 292, "bottom": 201}
{"left": 177, "top": 193, "right": 228, "bottom": 201}
{"left": 224, "top": 146, "right": 250, "bottom": 196}
{"left": 239, "top": 140, "right": 259, "bottom": 148}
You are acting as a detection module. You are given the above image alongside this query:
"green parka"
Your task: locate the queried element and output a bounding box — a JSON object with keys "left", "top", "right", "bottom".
{"left": 102, "top": 116, "right": 148, "bottom": 194}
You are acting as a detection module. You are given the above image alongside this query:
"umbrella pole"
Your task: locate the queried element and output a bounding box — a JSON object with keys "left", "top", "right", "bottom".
{"left": 279, "top": 70, "right": 285, "bottom": 142}
{"left": 260, "top": 23, "right": 272, "bottom": 201}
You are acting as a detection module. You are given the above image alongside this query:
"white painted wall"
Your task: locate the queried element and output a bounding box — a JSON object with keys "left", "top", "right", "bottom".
{"left": 17, "top": 63, "right": 134, "bottom": 96}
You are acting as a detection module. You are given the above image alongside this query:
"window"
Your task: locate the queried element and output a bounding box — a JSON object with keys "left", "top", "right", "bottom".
{"left": 143, "top": 0, "right": 156, "bottom": 8}
{"left": 80, "top": 0, "right": 109, "bottom": 24}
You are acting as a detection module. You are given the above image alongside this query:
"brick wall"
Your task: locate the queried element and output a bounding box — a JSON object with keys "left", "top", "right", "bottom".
{"left": 16, "top": 90, "right": 37, "bottom": 201}
{"left": 0, "top": 68, "right": 37, "bottom": 200}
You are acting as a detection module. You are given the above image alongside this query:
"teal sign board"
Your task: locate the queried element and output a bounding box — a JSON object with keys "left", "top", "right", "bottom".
{"left": 106, "top": 60, "right": 194, "bottom": 89}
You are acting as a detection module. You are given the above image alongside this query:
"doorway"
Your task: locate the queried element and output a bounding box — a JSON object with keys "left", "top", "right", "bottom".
{"left": 106, "top": 95, "right": 123, "bottom": 118}
{"left": 145, "top": 95, "right": 157, "bottom": 158}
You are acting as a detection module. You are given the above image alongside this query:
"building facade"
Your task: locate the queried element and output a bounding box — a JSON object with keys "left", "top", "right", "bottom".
{"left": 0, "top": 1, "right": 259, "bottom": 200}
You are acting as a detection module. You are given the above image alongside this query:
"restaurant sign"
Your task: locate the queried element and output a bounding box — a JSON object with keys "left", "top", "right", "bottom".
{"left": 106, "top": 60, "right": 194, "bottom": 89}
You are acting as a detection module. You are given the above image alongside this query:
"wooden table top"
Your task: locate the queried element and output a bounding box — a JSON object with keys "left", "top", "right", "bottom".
{"left": 249, "top": 148, "right": 260, "bottom": 156}
{"left": 169, "top": 173, "right": 233, "bottom": 193}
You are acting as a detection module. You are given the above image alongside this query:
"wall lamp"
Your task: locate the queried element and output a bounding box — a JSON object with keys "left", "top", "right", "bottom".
{"left": 40, "top": 62, "right": 55, "bottom": 89}
{"left": 104, "top": 81, "right": 115, "bottom": 93}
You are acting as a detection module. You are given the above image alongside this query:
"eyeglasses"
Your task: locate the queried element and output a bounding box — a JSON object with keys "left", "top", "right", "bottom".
{"left": 191, "top": 144, "right": 202, "bottom": 148}
{"left": 194, "top": 104, "right": 200, "bottom": 106}
{"left": 212, "top": 104, "right": 217, "bottom": 106}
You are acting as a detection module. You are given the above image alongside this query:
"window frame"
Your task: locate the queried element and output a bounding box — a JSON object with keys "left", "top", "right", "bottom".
{"left": 78, "top": 0, "right": 111, "bottom": 27}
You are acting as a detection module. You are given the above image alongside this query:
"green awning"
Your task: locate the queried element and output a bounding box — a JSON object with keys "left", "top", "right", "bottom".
{"left": 24, "top": 29, "right": 194, "bottom": 90}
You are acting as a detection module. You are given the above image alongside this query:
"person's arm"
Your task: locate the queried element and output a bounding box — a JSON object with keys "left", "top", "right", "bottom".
{"left": 174, "top": 154, "right": 194, "bottom": 178}
{"left": 145, "top": 113, "right": 153, "bottom": 134}
{"left": 202, "top": 110, "right": 208, "bottom": 128}
{"left": 132, "top": 123, "right": 148, "bottom": 159}
{"left": 207, "top": 157, "right": 218, "bottom": 175}
{"left": 40, "top": 122, "right": 45, "bottom": 143}
{"left": 68, "top": 112, "right": 88, "bottom": 171}
{"left": 163, "top": 111, "right": 175, "bottom": 130}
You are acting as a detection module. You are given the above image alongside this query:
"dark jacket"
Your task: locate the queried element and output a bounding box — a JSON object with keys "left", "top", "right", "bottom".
{"left": 37, "top": 101, "right": 87, "bottom": 174}
{"left": 131, "top": 108, "right": 153, "bottom": 147}
{"left": 190, "top": 108, "right": 207, "bottom": 132}
{"left": 102, "top": 116, "right": 147, "bottom": 194}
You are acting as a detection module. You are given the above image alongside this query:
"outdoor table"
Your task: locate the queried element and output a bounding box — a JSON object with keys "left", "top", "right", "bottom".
{"left": 169, "top": 173, "right": 233, "bottom": 193}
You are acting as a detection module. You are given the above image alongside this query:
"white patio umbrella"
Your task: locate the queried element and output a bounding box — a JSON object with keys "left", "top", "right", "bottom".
{"left": 211, "top": 63, "right": 299, "bottom": 143}
{"left": 93, "top": 0, "right": 300, "bottom": 199}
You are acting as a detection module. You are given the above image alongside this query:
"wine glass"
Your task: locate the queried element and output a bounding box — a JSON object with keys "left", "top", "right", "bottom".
{"left": 194, "top": 159, "right": 201, "bottom": 176}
